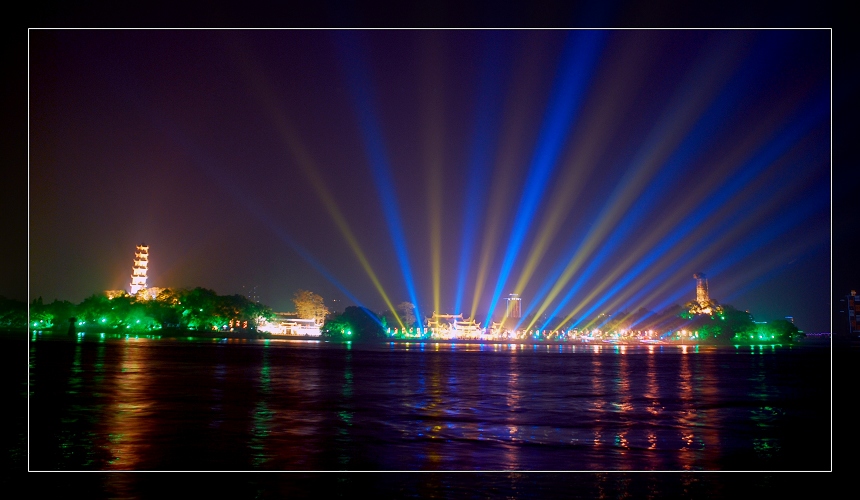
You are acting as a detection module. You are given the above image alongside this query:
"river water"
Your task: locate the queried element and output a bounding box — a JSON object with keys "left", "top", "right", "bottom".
{"left": 26, "top": 332, "right": 830, "bottom": 473}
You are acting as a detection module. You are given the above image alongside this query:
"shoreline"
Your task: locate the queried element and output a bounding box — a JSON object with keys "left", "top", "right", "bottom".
{"left": 21, "top": 328, "right": 831, "bottom": 347}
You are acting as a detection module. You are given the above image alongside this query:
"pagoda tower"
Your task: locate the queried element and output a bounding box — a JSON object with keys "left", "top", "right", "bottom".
{"left": 130, "top": 244, "right": 149, "bottom": 295}
{"left": 692, "top": 272, "right": 717, "bottom": 315}
{"left": 693, "top": 273, "right": 709, "bottom": 306}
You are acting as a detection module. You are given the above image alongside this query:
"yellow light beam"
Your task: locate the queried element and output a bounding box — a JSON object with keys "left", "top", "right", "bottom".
{"left": 225, "top": 37, "right": 405, "bottom": 329}
{"left": 547, "top": 87, "right": 816, "bottom": 331}
{"left": 469, "top": 34, "right": 562, "bottom": 321}
{"left": 511, "top": 34, "right": 656, "bottom": 297}
{"left": 421, "top": 33, "right": 445, "bottom": 318}
{"left": 553, "top": 140, "right": 817, "bottom": 331}
{"left": 524, "top": 40, "right": 752, "bottom": 331}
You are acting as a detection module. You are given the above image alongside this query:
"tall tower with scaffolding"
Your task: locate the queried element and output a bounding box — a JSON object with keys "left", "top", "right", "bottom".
{"left": 505, "top": 293, "right": 522, "bottom": 319}
{"left": 130, "top": 244, "right": 149, "bottom": 295}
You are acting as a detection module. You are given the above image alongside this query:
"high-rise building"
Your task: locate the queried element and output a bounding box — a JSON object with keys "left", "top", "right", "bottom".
{"left": 130, "top": 244, "right": 149, "bottom": 295}
{"left": 505, "top": 293, "right": 521, "bottom": 318}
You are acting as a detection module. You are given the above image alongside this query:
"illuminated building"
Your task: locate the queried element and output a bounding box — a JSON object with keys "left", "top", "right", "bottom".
{"left": 422, "top": 313, "right": 484, "bottom": 338}
{"left": 693, "top": 273, "right": 709, "bottom": 305}
{"left": 505, "top": 293, "right": 522, "bottom": 319}
{"left": 129, "top": 244, "right": 149, "bottom": 295}
{"left": 426, "top": 312, "right": 459, "bottom": 331}
{"left": 453, "top": 316, "right": 481, "bottom": 335}
{"left": 259, "top": 312, "right": 321, "bottom": 336}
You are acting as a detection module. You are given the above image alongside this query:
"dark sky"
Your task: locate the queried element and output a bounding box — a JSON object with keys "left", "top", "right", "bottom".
{"left": 27, "top": 29, "right": 833, "bottom": 332}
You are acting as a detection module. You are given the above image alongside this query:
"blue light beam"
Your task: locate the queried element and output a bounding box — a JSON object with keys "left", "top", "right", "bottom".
{"left": 482, "top": 30, "right": 606, "bottom": 327}
{"left": 335, "top": 32, "right": 425, "bottom": 329}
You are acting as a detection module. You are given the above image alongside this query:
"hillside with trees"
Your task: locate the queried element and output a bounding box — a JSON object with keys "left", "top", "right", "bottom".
{"left": 25, "top": 288, "right": 273, "bottom": 334}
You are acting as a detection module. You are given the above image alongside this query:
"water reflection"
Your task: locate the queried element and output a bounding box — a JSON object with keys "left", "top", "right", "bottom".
{"left": 57, "top": 342, "right": 90, "bottom": 466}
{"left": 613, "top": 346, "right": 633, "bottom": 469}
{"left": 504, "top": 352, "right": 521, "bottom": 470}
{"left": 747, "top": 348, "right": 785, "bottom": 464}
{"left": 645, "top": 348, "right": 660, "bottom": 456}
{"left": 696, "top": 351, "right": 722, "bottom": 467}
{"left": 423, "top": 354, "right": 445, "bottom": 469}
{"left": 677, "top": 345, "right": 698, "bottom": 469}
{"left": 105, "top": 338, "right": 153, "bottom": 469}
{"left": 26, "top": 335, "right": 827, "bottom": 471}
{"left": 337, "top": 350, "right": 354, "bottom": 468}
{"left": 210, "top": 350, "right": 226, "bottom": 430}
{"left": 250, "top": 342, "right": 273, "bottom": 468}
{"left": 588, "top": 348, "right": 607, "bottom": 469}
{"left": 266, "top": 343, "right": 324, "bottom": 469}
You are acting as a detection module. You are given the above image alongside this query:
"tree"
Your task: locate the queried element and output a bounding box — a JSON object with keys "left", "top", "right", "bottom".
{"left": 178, "top": 287, "right": 220, "bottom": 330}
{"left": 321, "top": 312, "right": 353, "bottom": 340}
{"left": 293, "top": 290, "right": 329, "bottom": 323}
{"left": 322, "top": 306, "right": 384, "bottom": 340}
{"left": 380, "top": 308, "right": 398, "bottom": 331}
{"left": 28, "top": 296, "right": 53, "bottom": 329}
{"left": 397, "top": 302, "right": 417, "bottom": 328}
{"left": 77, "top": 293, "right": 114, "bottom": 324}
{"left": 241, "top": 298, "right": 274, "bottom": 329}
{"left": 763, "top": 319, "right": 800, "bottom": 343}
{"left": 718, "top": 304, "right": 756, "bottom": 342}
{"left": 71, "top": 292, "right": 158, "bottom": 331}
{"left": 215, "top": 294, "right": 273, "bottom": 331}
{"left": 45, "top": 299, "right": 75, "bottom": 330}
{"left": 155, "top": 287, "right": 183, "bottom": 305}
{"left": 1, "top": 296, "right": 27, "bottom": 330}
{"left": 146, "top": 295, "right": 181, "bottom": 328}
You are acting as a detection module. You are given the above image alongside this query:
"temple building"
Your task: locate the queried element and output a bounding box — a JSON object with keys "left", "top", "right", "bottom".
{"left": 424, "top": 312, "right": 483, "bottom": 338}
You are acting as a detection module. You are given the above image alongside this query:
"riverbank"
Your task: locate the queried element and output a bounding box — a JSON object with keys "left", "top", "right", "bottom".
{"left": 375, "top": 336, "right": 830, "bottom": 347}
{"left": 20, "top": 328, "right": 833, "bottom": 347}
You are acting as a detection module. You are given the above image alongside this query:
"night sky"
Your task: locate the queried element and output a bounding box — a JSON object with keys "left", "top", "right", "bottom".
{"left": 27, "top": 29, "right": 832, "bottom": 332}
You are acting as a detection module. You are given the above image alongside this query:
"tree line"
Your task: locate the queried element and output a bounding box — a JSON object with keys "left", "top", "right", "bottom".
{"left": 7, "top": 288, "right": 801, "bottom": 344}
{"left": 23, "top": 288, "right": 274, "bottom": 333}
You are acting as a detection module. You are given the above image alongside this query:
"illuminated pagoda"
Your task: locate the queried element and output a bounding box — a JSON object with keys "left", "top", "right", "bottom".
{"left": 129, "top": 244, "right": 149, "bottom": 295}
{"left": 693, "top": 272, "right": 712, "bottom": 315}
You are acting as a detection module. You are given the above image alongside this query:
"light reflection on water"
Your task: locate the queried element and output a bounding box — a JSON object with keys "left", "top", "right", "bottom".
{"left": 105, "top": 338, "right": 153, "bottom": 470}
{"left": 27, "top": 334, "right": 830, "bottom": 471}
